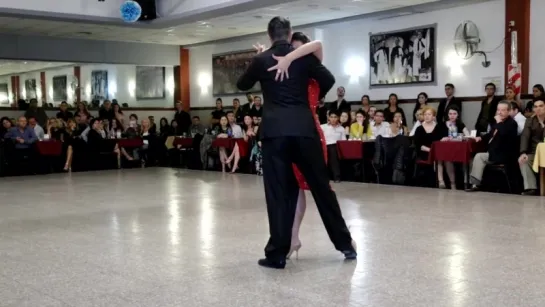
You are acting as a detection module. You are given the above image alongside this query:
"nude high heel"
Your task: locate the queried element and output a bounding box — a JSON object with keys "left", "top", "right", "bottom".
{"left": 286, "top": 242, "right": 302, "bottom": 260}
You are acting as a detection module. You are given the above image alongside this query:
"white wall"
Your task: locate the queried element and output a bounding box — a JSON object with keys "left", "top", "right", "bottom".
{"left": 189, "top": 0, "right": 505, "bottom": 107}
{"left": 7, "top": 63, "right": 175, "bottom": 107}
{"left": 529, "top": 0, "right": 544, "bottom": 91}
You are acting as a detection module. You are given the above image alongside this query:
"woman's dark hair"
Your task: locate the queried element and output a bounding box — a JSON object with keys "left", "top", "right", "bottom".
{"left": 129, "top": 113, "right": 138, "bottom": 121}
{"left": 243, "top": 115, "right": 254, "bottom": 130}
{"left": 291, "top": 32, "right": 311, "bottom": 44}
{"left": 112, "top": 118, "right": 124, "bottom": 131}
{"left": 160, "top": 117, "right": 169, "bottom": 127}
{"left": 361, "top": 95, "right": 370, "bottom": 104}
{"left": 0, "top": 116, "right": 12, "bottom": 135}
{"left": 388, "top": 93, "right": 398, "bottom": 106}
{"left": 533, "top": 84, "right": 545, "bottom": 96}
{"left": 340, "top": 111, "right": 351, "bottom": 128}
{"left": 413, "top": 92, "right": 429, "bottom": 122}
{"left": 89, "top": 118, "right": 99, "bottom": 128}
{"left": 355, "top": 110, "right": 370, "bottom": 134}
{"left": 446, "top": 105, "right": 463, "bottom": 126}
{"left": 170, "top": 119, "right": 177, "bottom": 126}
{"left": 112, "top": 103, "right": 123, "bottom": 114}
{"left": 219, "top": 115, "right": 228, "bottom": 127}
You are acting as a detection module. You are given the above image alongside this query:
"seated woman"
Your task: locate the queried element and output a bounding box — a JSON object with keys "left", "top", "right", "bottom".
{"left": 47, "top": 118, "right": 64, "bottom": 141}
{"left": 413, "top": 106, "right": 442, "bottom": 163}
{"left": 63, "top": 119, "right": 78, "bottom": 171}
{"left": 436, "top": 106, "right": 470, "bottom": 189}
{"left": 339, "top": 111, "right": 351, "bottom": 138}
{"left": 109, "top": 118, "right": 125, "bottom": 139}
{"left": 349, "top": 110, "right": 372, "bottom": 139}
{"left": 87, "top": 118, "right": 132, "bottom": 168}
{"left": 214, "top": 115, "right": 232, "bottom": 172}
{"left": 389, "top": 111, "right": 409, "bottom": 136}
{"left": 0, "top": 116, "right": 13, "bottom": 139}
{"left": 138, "top": 118, "right": 155, "bottom": 166}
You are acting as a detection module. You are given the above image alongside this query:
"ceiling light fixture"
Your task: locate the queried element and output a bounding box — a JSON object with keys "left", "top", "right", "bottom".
{"left": 166, "top": 28, "right": 175, "bottom": 32}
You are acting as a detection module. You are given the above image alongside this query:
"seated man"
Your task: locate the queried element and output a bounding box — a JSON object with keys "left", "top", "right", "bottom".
{"left": 4, "top": 116, "right": 38, "bottom": 150}
{"left": 509, "top": 101, "right": 526, "bottom": 135}
{"left": 518, "top": 98, "right": 545, "bottom": 195}
{"left": 371, "top": 110, "right": 390, "bottom": 138}
{"left": 28, "top": 116, "right": 45, "bottom": 140}
{"left": 466, "top": 101, "right": 519, "bottom": 192}
{"left": 321, "top": 110, "right": 345, "bottom": 182}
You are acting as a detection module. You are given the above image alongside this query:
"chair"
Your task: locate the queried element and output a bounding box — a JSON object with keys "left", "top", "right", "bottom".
{"left": 483, "top": 163, "right": 519, "bottom": 194}
{"left": 413, "top": 155, "right": 436, "bottom": 188}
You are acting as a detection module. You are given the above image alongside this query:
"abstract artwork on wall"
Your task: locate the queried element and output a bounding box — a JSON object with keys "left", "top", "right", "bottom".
{"left": 212, "top": 50, "right": 261, "bottom": 95}
{"left": 135, "top": 66, "right": 165, "bottom": 100}
{"left": 369, "top": 24, "right": 436, "bottom": 87}
{"left": 24, "top": 79, "right": 37, "bottom": 99}
{"left": 0, "top": 83, "right": 8, "bottom": 105}
{"left": 91, "top": 70, "right": 108, "bottom": 101}
{"left": 52, "top": 75, "right": 68, "bottom": 101}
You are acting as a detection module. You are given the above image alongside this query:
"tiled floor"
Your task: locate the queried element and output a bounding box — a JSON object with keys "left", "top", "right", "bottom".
{"left": 1, "top": 168, "right": 545, "bottom": 306}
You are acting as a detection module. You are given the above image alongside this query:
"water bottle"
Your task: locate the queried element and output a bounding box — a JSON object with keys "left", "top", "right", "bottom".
{"left": 448, "top": 124, "right": 453, "bottom": 138}
{"left": 451, "top": 124, "right": 458, "bottom": 138}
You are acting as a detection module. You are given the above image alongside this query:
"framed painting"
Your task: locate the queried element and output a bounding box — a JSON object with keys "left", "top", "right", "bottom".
{"left": 52, "top": 75, "right": 68, "bottom": 101}
{"left": 91, "top": 70, "right": 108, "bottom": 101}
{"left": 24, "top": 79, "right": 37, "bottom": 99}
{"left": 0, "top": 83, "right": 8, "bottom": 105}
{"left": 369, "top": 24, "right": 436, "bottom": 87}
{"left": 136, "top": 66, "right": 165, "bottom": 100}
{"left": 212, "top": 49, "right": 261, "bottom": 95}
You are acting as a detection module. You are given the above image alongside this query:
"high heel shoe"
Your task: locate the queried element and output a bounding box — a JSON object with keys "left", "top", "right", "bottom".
{"left": 286, "top": 242, "right": 302, "bottom": 260}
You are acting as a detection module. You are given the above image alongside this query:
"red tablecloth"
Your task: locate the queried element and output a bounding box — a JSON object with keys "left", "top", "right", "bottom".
{"left": 117, "top": 138, "right": 143, "bottom": 148}
{"left": 336, "top": 140, "right": 363, "bottom": 160}
{"left": 212, "top": 138, "right": 235, "bottom": 148}
{"left": 430, "top": 140, "right": 486, "bottom": 164}
{"left": 36, "top": 140, "right": 63, "bottom": 156}
{"left": 173, "top": 137, "right": 193, "bottom": 148}
{"left": 235, "top": 139, "right": 249, "bottom": 157}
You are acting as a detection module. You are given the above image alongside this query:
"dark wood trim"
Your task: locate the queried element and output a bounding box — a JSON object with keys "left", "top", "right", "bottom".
{"left": 505, "top": 0, "right": 530, "bottom": 94}
{"left": 74, "top": 66, "right": 81, "bottom": 103}
{"left": 180, "top": 48, "right": 190, "bottom": 111}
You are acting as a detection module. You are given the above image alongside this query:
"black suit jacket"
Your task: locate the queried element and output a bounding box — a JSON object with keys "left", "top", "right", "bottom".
{"left": 328, "top": 99, "right": 351, "bottom": 114}
{"left": 475, "top": 96, "right": 502, "bottom": 133}
{"left": 483, "top": 117, "right": 519, "bottom": 163}
{"left": 174, "top": 110, "right": 191, "bottom": 134}
{"left": 237, "top": 40, "right": 335, "bottom": 139}
{"left": 437, "top": 97, "right": 462, "bottom": 123}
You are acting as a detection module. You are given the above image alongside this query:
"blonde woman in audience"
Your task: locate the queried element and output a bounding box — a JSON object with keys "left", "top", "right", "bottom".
{"left": 437, "top": 106, "right": 470, "bottom": 189}
{"left": 47, "top": 118, "right": 63, "bottom": 140}
{"left": 74, "top": 102, "right": 90, "bottom": 118}
{"left": 413, "top": 106, "right": 442, "bottom": 162}
{"left": 349, "top": 110, "right": 372, "bottom": 139}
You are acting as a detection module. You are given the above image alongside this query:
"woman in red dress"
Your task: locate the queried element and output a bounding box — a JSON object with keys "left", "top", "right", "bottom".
{"left": 265, "top": 32, "right": 327, "bottom": 259}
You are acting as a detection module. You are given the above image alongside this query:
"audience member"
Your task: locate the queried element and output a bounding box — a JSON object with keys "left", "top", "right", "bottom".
{"left": 525, "top": 84, "right": 544, "bottom": 116}
{"left": 113, "top": 103, "right": 125, "bottom": 126}
{"left": 475, "top": 82, "right": 502, "bottom": 134}
{"left": 174, "top": 101, "right": 191, "bottom": 134}
{"left": 215, "top": 115, "right": 232, "bottom": 172}
{"left": 159, "top": 117, "right": 170, "bottom": 138}
{"left": 316, "top": 98, "right": 328, "bottom": 124}
{"left": 383, "top": 93, "right": 407, "bottom": 124}
{"left": 24, "top": 99, "right": 48, "bottom": 127}
{"left": 329, "top": 86, "right": 351, "bottom": 114}
{"left": 99, "top": 100, "right": 115, "bottom": 124}
{"left": 437, "top": 83, "right": 462, "bottom": 123}
{"left": 321, "top": 111, "right": 344, "bottom": 182}
{"left": 169, "top": 119, "right": 179, "bottom": 136}
{"left": 211, "top": 98, "right": 225, "bottom": 127}
{"left": 56, "top": 101, "right": 73, "bottom": 122}
{"left": 232, "top": 98, "right": 244, "bottom": 124}
{"left": 74, "top": 102, "right": 91, "bottom": 118}
{"left": 412, "top": 92, "right": 428, "bottom": 123}
{"left": 390, "top": 111, "right": 408, "bottom": 136}
{"left": 359, "top": 95, "right": 371, "bottom": 114}
{"left": 249, "top": 96, "right": 263, "bottom": 118}
{"left": 241, "top": 92, "right": 254, "bottom": 116}
{"left": 466, "top": 101, "right": 519, "bottom": 192}
{"left": 509, "top": 101, "right": 526, "bottom": 135}
{"left": 371, "top": 110, "right": 390, "bottom": 138}
{"left": 28, "top": 117, "right": 45, "bottom": 140}
{"left": 349, "top": 110, "right": 372, "bottom": 139}
{"left": 409, "top": 109, "right": 424, "bottom": 137}
{"left": 413, "top": 106, "right": 442, "bottom": 162}
{"left": 5, "top": 116, "right": 38, "bottom": 150}
{"left": 339, "top": 111, "right": 351, "bottom": 137}
{"left": 0, "top": 116, "right": 13, "bottom": 138}
{"left": 189, "top": 116, "right": 206, "bottom": 136}
{"left": 518, "top": 98, "right": 545, "bottom": 195}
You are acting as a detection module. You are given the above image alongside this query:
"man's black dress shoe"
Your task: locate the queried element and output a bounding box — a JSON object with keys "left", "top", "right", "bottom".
{"left": 258, "top": 258, "right": 286, "bottom": 269}
{"left": 342, "top": 250, "right": 357, "bottom": 260}
{"left": 522, "top": 189, "right": 538, "bottom": 196}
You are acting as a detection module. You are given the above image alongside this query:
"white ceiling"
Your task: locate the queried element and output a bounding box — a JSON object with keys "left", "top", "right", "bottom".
{"left": 0, "top": 0, "right": 439, "bottom": 45}
{"left": 0, "top": 60, "right": 73, "bottom": 76}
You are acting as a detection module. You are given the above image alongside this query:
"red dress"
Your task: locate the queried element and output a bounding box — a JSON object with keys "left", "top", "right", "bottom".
{"left": 292, "top": 79, "right": 328, "bottom": 190}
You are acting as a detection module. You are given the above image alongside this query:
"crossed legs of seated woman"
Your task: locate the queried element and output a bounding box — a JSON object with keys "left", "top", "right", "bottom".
{"left": 219, "top": 147, "right": 231, "bottom": 172}
{"left": 226, "top": 143, "right": 240, "bottom": 173}
{"left": 64, "top": 145, "right": 73, "bottom": 171}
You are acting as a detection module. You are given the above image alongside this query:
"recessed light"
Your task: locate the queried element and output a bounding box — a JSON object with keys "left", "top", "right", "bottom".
{"left": 308, "top": 4, "right": 318, "bottom": 8}
{"left": 166, "top": 28, "right": 175, "bottom": 32}
{"left": 253, "top": 15, "right": 263, "bottom": 19}
{"left": 330, "top": 6, "right": 341, "bottom": 11}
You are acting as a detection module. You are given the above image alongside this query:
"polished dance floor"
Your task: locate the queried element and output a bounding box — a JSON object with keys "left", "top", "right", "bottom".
{"left": 1, "top": 168, "right": 545, "bottom": 306}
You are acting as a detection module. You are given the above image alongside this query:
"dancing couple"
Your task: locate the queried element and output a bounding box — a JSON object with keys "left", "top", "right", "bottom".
{"left": 237, "top": 16, "right": 356, "bottom": 269}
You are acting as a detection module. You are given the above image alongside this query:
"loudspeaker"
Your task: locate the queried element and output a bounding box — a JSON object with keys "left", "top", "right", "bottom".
{"left": 135, "top": 0, "right": 157, "bottom": 21}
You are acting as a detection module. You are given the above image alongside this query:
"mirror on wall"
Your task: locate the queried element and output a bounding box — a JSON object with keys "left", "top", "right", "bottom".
{"left": 0, "top": 60, "right": 177, "bottom": 109}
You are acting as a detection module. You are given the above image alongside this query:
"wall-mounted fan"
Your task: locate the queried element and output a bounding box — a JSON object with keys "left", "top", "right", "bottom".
{"left": 454, "top": 20, "right": 490, "bottom": 67}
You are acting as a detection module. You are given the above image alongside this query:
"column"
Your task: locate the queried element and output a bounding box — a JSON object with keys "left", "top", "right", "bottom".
{"left": 505, "top": 0, "right": 530, "bottom": 94}
{"left": 179, "top": 47, "right": 190, "bottom": 111}
{"left": 40, "top": 71, "right": 46, "bottom": 105}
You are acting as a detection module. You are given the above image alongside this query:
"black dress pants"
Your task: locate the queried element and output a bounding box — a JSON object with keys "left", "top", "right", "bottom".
{"left": 326, "top": 144, "right": 341, "bottom": 181}
{"left": 261, "top": 136, "right": 353, "bottom": 261}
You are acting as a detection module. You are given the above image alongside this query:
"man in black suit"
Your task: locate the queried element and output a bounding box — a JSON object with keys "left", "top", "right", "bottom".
{"left": 237, "top": 16, "right": 356, "bottom": 269}
{"left": 328, "top": 86, "right": 351, "bottom": 114}
{"left": 466, "top": 101, "right": 519, "bottom": 192}
{"left": 174, "top": 101, "right": 191, "bottom": 134}
{"left": 437, "top": 83, "right": 462, "bottom": 123}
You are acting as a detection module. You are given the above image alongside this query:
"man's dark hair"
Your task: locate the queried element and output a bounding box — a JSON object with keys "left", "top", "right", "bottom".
{"left": 61, "top": 101, "right": 67, "bottom": 105}
{"left": 253, "top": 96, "right": 262, "bottom": 101}
{"left": 226, "top": 111, "right": 234, "bottom": 116}
{"left": 329, "top": 110, "right": 340, "bottom": 117}
{"left": 267, "top": 16, "right": 291, "bottom": 41}
{"left": 27, "top": 116, "right": 36, "bottom": 121}
{"left": 485, "top": 82, "right": 496, "bottom": 90}
{"left": 375, "top": 110, "right": 384, "bottom": 116}
{"left": 233, "top": 98, "right": 239, "bottom": 102}
{"left": 291, "top": 31, "right": 310, "bottom": 44}
{"left": 216, "top": 98, "right": 222, "bottom": 103}
{"left": 192, "top": 116, "right": 200, "bottom": 120}
{"left": 445, "top": 83, "right": 455, "bottom": 89}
